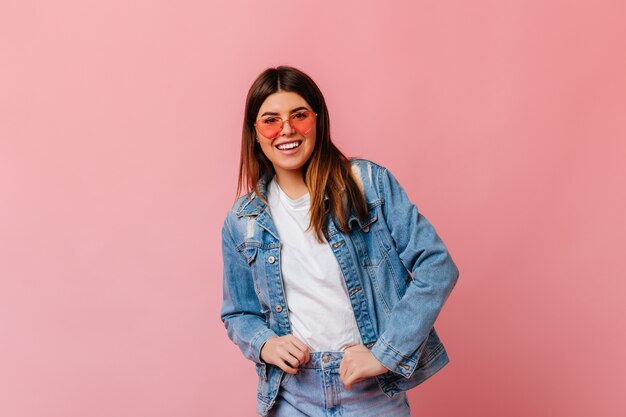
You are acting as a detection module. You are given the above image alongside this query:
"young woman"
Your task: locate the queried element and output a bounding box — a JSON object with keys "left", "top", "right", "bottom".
{"left": 221, "top": 66, "right": 459, "bottom": 417}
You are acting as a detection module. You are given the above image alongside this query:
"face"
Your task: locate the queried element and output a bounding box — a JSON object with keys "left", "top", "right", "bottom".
{"left": 255, "top": 91, "right": 316, "bottom": 180}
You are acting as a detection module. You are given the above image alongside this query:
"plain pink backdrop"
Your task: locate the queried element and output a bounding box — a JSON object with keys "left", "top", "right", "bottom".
{"left": 1, "top": 1, "right": 625, "bottom": 416}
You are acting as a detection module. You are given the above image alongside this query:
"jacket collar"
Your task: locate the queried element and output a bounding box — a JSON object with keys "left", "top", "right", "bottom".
{"left": 234, "top": 174, "right": 270, "bottom": 218}
{"left": 234, "top": 174, "right": 380, "bottom": 232}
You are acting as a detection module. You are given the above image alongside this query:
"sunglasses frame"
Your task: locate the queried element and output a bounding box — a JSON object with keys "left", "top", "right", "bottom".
{"left": 254, "top": 110, "right": 318, "bottom": 139}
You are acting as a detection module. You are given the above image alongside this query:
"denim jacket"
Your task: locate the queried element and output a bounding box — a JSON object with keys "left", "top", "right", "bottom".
{"left": 221, "top": 159, "right": 459, "bottom": 416}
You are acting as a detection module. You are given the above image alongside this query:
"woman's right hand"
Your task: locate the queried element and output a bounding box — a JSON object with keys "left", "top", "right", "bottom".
{"left": 260, "top": 335, "right": 310, "bottom": 374}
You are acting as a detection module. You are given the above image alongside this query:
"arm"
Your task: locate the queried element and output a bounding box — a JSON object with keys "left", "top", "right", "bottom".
{"left": 369, "top": 167, "right": 459, "bottom": 379}
{"left": 220, "top": 217, "right": 277, "bottom": 374}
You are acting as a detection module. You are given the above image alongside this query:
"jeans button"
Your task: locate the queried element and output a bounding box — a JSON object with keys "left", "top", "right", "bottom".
{"left": 268, "top": 255, "right": 276, "bottom": 264}
{"left": 275, "top": 304, "right": 283, "bottom": 313}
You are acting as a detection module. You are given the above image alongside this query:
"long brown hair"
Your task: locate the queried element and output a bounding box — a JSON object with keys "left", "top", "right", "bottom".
{"left": 237, "top": 66, "right": 369, "bottom": 242}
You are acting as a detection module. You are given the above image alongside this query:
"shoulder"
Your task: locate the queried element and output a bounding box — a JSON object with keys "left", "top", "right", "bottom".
{"left": 348, "top": 158, "right": 394, "bottom": 198}
{"left": 348, "top": 158, "right": 415, "bottom": 213}
{"left": 348, "top": 157, "right": 387, "bottom": 171}
{"left": 230, "top": 193, "right": 255, "bottom": 215}
{"left": 226, "top": 187, "right": 268, "bottom": 219}
{"left": 348, "top": 158, "right": 392, "bottom": 180}
{"left": 222, "top": 193, "right": 259, "bottom": 238}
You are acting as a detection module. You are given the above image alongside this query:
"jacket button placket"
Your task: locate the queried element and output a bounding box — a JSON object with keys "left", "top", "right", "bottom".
{"left": 266, "top": 249, "right": 290, "bottom": 333}
{"left": 327, "top": 230, "right": 377, "bottom": 345}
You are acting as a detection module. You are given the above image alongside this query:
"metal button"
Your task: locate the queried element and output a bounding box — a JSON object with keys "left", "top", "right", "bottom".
{"left": 268, "top": 255, "right": 276, "bottom": 264}
{"left": 399, "top": 363, "right": 410, "bottom": 370}
{"left": 362, "top": 226, "right": 370, "bottom": 233}
{"left": 365, "top": 341, "right": 376, "bottom": 348}
{"left": 275, "top": 304, "right": 283, "bottom": 313}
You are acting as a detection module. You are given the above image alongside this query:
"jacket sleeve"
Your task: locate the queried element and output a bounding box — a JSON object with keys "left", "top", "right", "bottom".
{"left": 220, "top": 216, "right": 277, "bottom": 376}
{"left": 369, "top": 167, "right": 459, "bottom": 379}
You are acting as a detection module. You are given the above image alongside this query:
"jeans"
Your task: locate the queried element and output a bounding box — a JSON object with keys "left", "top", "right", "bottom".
{"left": 268, "top": 352, "right": 411, "bottom": 417}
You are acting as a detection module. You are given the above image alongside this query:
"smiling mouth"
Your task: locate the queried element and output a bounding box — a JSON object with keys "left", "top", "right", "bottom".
{"left": 275, "top": 141, "right": 302, "bottom": 150}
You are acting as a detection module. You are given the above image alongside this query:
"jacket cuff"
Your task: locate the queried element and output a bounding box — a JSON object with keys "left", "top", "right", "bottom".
{"left": 370, "top": 337, "right": 418, "bottom": 379}
{"left": 251, "top": 328, "right": 278, "bottom": 380}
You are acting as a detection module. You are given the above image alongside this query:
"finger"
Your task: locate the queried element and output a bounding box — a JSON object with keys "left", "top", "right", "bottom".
{"left": 287, "top": 345, "right": 308, "bottom": 366}
{"left": 277, "top": 351, "right": 299, "bottom": 374}
{"left": 344, "top": 374, "right": 352, "bottom": 391}
{"left": 288, "top": 336, "right": 311, "bottom": 361}
{"left": 281, "top": 351, "right": 301, "bottom": 368}
{"left": 344, "top": 370, "right": 362, "bottom": 391}
{"left": 289, "top": 338, "right": 311, "bottom": 365}
{"left": 271, "top": 343, "right": 300, "bottom": 370}
{"left": 279, "top": 361, "right": 299, "bottom": 374}
{"left": 340, "top": 351, "right": 354, "bottom": 380}
{"left": 340, "top": 362, "right": 353, "bottom": 386}
{"left": 286, "top": 345, "right": 306, "bottom": 365}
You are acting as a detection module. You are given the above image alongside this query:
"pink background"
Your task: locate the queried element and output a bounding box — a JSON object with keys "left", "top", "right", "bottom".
{"left": 1, "top": 0, "right": 625, "bottom": 416}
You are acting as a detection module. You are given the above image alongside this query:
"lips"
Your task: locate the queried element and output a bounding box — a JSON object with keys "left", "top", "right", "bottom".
{"left": 275, "top": 140, "right": 302, "bottom": 150}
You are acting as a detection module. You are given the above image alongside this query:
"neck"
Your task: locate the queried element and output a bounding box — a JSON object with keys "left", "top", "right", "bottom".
{"left": 275, "top": 170, "right": 309, "bottom": 200}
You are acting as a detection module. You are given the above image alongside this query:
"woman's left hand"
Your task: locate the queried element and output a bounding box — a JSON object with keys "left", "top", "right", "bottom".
{"left": 339, "top": 344, "right": 388, "bottom": 390}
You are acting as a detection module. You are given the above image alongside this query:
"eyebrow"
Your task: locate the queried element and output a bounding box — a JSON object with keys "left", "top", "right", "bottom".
{"left": 260, "top": 106, "right": 309, "bottom": 117}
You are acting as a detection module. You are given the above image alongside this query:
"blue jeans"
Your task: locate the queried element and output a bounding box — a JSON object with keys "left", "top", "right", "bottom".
{"left": 268, "top": 352, "right": 411, "bottom": 417}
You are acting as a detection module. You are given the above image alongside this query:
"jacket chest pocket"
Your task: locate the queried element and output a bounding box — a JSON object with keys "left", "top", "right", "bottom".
{"left": 350, "top": 211, "right": 392, "bottom": 267}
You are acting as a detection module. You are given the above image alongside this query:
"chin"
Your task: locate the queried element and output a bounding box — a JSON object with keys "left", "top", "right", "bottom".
{"left": 277, "top": 163, "right": 306, "bottom": 173}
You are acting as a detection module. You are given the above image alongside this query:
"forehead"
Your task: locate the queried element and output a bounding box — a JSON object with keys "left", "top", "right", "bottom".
{"left": 257, "top": 91, "right": 311, "bottom": 115}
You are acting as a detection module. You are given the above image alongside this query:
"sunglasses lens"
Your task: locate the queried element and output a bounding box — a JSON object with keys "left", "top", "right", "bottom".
{"left": 291, "top": 111, "right": 316, "bottom": 135}
{"left": 256, "top": 117, "right": 282, "bottom": 138}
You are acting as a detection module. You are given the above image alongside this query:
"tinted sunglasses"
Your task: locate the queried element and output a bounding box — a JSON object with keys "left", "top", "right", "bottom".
{"left": 254, "top": 110, "right": 317, "bottom": 139}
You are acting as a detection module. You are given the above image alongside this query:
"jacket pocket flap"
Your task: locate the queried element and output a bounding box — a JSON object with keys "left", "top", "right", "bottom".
{"left": 240, "top": 244, "right": 259, "bottom": 265}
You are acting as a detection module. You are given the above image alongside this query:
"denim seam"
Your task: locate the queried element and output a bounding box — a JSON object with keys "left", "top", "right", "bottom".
{"left": 375, "top": 166, "right": 385, "bottom": 203}
{"left": 353, "top": 232, "right": 376, "bottom": 267}
{"left": 378, "top": 337, "right": 415, "bottom": 363}
{"left": 366, "top": 266, "right": 392, "bottom": 317}
{"left": 375, "top": 337, "right": 418, "bottom": 378}
{"left": 371, "top": 201, "right": 403, "bottom": 298}
{"left": 224, "top": 220, "right": 249, "bottom": 265}
{"left": 382, "top": 251, "right": 403, "bottom": 298}
{"left": 250, "top": 328, "right": 276, "bottom": 365}
{"left": 236, "top": 240, "right": 261, "bottom": 250}
{"left": 419, "top": 343, "right": 445, "bottom": 367}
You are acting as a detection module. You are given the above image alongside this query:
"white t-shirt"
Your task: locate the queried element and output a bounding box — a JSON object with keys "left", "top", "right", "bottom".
{"left": 267, "top": 178, "right": 361, "bottom": 352}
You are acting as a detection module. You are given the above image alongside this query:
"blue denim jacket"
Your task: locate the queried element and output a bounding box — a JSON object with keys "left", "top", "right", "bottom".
{"left": 221, "top": 159, "right": 459, "bottom": 416}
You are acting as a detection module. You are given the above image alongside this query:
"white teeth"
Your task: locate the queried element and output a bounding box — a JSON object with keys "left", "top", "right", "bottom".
{"left": 277, "top": 141, "right": 301, "bottom": 150}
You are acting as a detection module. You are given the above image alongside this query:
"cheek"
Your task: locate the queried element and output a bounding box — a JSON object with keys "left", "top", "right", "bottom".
{"left": 258, "top": 140, "right": 275, "bottom": 159}
{"left": 306, "top": 130, "right": 317, "bottom": 150}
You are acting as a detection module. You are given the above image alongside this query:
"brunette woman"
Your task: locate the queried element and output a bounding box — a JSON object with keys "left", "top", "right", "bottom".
{"left": 221, "top": 66, "right": 458, "bottom": 417}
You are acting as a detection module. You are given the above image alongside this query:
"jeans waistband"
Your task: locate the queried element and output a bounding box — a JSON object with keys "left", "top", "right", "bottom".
{"left": 301, "top": 351, "right": 344, "bottom": 369}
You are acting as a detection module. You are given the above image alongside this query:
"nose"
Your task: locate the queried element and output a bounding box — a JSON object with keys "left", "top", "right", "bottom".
{"left": 279, "top": 117, "right": 295, "bottom": 136}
